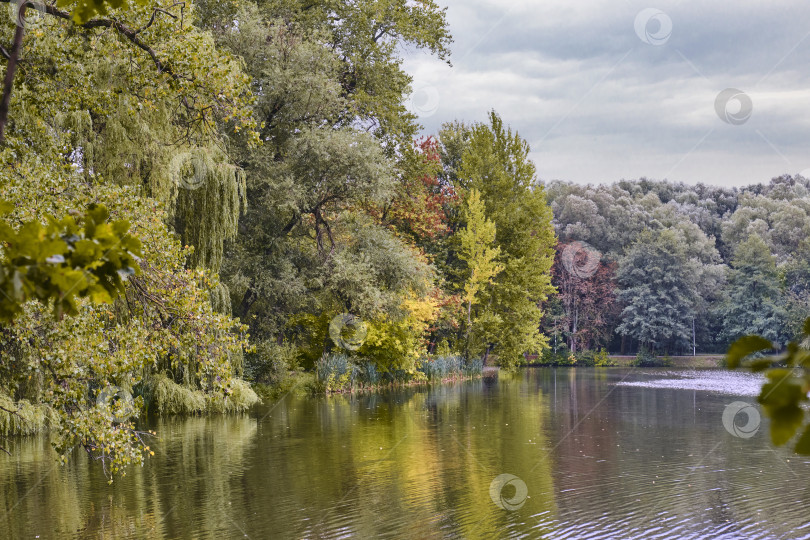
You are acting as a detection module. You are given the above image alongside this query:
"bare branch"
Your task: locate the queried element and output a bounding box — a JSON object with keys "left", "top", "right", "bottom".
{"left": 134, "top": 5, "right": 179, "bottom": 36}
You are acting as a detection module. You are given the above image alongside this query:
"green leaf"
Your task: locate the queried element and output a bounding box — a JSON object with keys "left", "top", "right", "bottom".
{"left": 769, "top": 404, "right": 804, "bottom": 446}
{"left": 803, "top": 317, "right": 810, "bottom": 338}
{"left": 759, "top": 369, "right": 803, "bottom": 408}
{"left": 727, "top": 335, "right": 773, "bottom": 368}
{"left": 87, "top": 285, "right": 113, "bottom": 305}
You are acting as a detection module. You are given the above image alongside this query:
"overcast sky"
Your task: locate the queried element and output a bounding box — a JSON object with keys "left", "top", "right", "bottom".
{"left": 402, "top": 0, "right": 810, "bottom": 187}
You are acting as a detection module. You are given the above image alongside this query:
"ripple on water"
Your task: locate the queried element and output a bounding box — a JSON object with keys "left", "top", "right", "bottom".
{"left": 615, "top": 369, "right": 764, "bottom": 396}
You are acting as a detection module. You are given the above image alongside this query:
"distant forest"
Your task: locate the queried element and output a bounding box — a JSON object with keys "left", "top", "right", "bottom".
{"left": 543, "top": 174, "right": 810, "bottom": 356}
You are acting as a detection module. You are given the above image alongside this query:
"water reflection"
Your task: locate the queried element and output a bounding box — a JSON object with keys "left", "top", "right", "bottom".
{"left": 2, "top": 369, "right": 810, "bottom": 539}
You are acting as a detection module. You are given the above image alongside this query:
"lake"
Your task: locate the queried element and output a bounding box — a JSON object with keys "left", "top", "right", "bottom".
{"left": 2, "top": 368, "right": 809, "bottom": 539}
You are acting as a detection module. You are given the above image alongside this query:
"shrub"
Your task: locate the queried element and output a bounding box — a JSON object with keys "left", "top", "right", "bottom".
{"left": 576, "top": 350, "right": 596, "bottom": 366}
{"left": 538, "top": 348, "right": 565, "bottom": 365}
{"left": 207, "top": 379, "right": 261, "bottom": 413}
{"left": 315, "top": 353, "right": 356, "bottom": 392}
{"left": 254, "top": 372, "right": 315, "bottom": 400}
{"left": 463, "top": 358, "right": 484, "bottom": 376}
{"left": 417, "top": 356, "right": 482, "bottom": 380}
{"left": 357, "top": 362, "right": 380, "bottom": 387}
{"left": 142, "top": 374, "right": 207, "bottom": 415}
{"left": 435, "top": 339, "right": 453, "bottom": 358}
{"left": 632, "top": 349, "right": 672, "bottom": 367}
{"left": 383, "top": 368, "right": 413, "bottom": 384}
{"left": 244, "top": 340, "right": 299, "bottom": 385}
{"left": 139, "top": 374, "right": 259, "bottom": 415}
{"left": 593, "top": 348, "right": 615, "bottom": 366}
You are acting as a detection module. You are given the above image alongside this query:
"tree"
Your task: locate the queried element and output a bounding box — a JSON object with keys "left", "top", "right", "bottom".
{"left": 445, "top": 112, "right": 557, "bottom": 367}
{"left": 543, "top": 175, "right": 810, "bottom": 355}
{"left": 241, "top": 0, "right": 453, "bottom": 148}
{"left": 0, "top": 0, "right": 258, "bottom": 477}
{"left": 552, "top": 242, "right": 618, "bottom": 353}
{"left": 717, "top": 233, "right": 788, "bottom": 347}
{"left": 783, "top": 241, "right": 810, "bottom": 342}
{"left": 373, "top": 136, "right": 457, "bottom": 243}
{"left": 457, "top": 188, "right": 502, "bottom": 359}
{"left": 208, "top": 2, "right": 452, "bottom": 370}
{"left": 616, "top": 229, "right": 698, "bottom": 353}
{"left": 0, "top": 0, "right": 151, "bottom": 140}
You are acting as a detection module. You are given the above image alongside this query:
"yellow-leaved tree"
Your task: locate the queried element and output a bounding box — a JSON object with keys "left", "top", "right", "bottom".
{"left": 457, "top": 188, "right": 503, "bottom": 360}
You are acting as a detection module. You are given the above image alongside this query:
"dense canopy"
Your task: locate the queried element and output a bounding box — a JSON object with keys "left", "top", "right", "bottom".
{"left": 1, "top": 0, "right": 809, "bottom": 476}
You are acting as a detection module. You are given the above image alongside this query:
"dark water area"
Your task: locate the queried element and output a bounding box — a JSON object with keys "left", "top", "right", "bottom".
{"left": 2, "top": 368, "right": 809, "bottom": 539}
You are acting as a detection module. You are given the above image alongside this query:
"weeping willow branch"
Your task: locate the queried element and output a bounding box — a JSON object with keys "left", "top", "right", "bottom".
{"left": 169, "top": 149, "right": 246, "bottom": 273}
{"left": 0, "top": 0, "right": 188, "bottom": 142}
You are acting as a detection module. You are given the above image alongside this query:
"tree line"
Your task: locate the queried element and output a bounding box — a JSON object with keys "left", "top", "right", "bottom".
{"left": 545, "top": 175, "right": 810, "bottom": 358}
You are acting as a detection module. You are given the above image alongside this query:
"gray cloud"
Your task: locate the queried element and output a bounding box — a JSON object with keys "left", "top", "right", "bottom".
{"left": 403, "top": 0, "right": 810, "bottom": 186}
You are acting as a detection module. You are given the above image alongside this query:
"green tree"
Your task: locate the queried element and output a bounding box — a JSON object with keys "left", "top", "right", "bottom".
{"left": 457, "top": 188, "right": 502, "bottom": 359}
{"left": 0, "top": 0, "right": 257, "bottom": 477}
{"left": 243, "top": 0, "right": 452, "bottom": 148}
{"left": 718, "top": 234, "right": 788, "bottom": 346}
{"left": 783, "top": 241, "right": 810, "bottom": 342}
{"left": 206, "top": 2, "right": 451, "bottom": 369}
{"left": 616, "top": 229, "right": 698, "bottom": 353}
{"left": 446, "top": 112, "right": 557, "bottom": 367}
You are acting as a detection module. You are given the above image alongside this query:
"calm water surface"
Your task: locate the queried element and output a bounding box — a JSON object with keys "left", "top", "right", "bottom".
{"left": 2, "top": 368, "right": 810, "bottom": 539}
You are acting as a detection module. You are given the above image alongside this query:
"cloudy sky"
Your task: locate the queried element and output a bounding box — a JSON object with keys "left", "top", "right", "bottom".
{"left": 402, "top": 0, "right": 810, "bottom": 187}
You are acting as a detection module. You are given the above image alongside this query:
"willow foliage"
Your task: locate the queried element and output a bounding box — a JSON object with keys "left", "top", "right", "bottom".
{"left": 0, "top": 0, "right": 257, "bottom": 476}
{"left": 170, "top": 149, "right": 247, "bottom": 273}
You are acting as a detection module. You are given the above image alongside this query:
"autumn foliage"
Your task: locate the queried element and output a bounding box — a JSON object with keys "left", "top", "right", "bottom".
{"left": 552, "top": 242, "right": 619, "bottom": 353}
{"left": 374, "top": 136, "right": 458, "bottom": 241}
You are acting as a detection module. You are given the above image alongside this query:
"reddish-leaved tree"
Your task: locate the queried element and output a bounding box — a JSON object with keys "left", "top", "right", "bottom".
{"left": 371, "top": 136, "right": 457, "bottom": 241}
{"left": 552, "top": 242, "right": 619, "bottom": 353}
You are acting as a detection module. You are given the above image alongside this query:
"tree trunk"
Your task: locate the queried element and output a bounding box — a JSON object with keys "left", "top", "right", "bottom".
{"left": 0, "top": 6, "right": 26, "bottom": 142}
{"left": 692, "top": 317, "right": 696, "bottom": 356}
{"left": 571, "top": 305, "right": 578, "bottom": 354}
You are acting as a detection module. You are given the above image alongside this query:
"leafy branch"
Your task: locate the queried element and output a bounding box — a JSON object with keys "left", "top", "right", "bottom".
{"left": 0, "top": 0, "right": 185, "bottom": 141}
{"left": 727, "top": 318, "right": 810, "bottom": 453}
{"left": 0, "top": 201, "right": 142, "bottom": 321}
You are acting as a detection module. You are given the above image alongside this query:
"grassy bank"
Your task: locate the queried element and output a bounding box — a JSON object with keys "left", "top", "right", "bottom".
{"left": 528, "top": 352, "right": 725, "bottom": 368}
{"left": 605, "top": 355, "right": 725, "bottom": 368}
